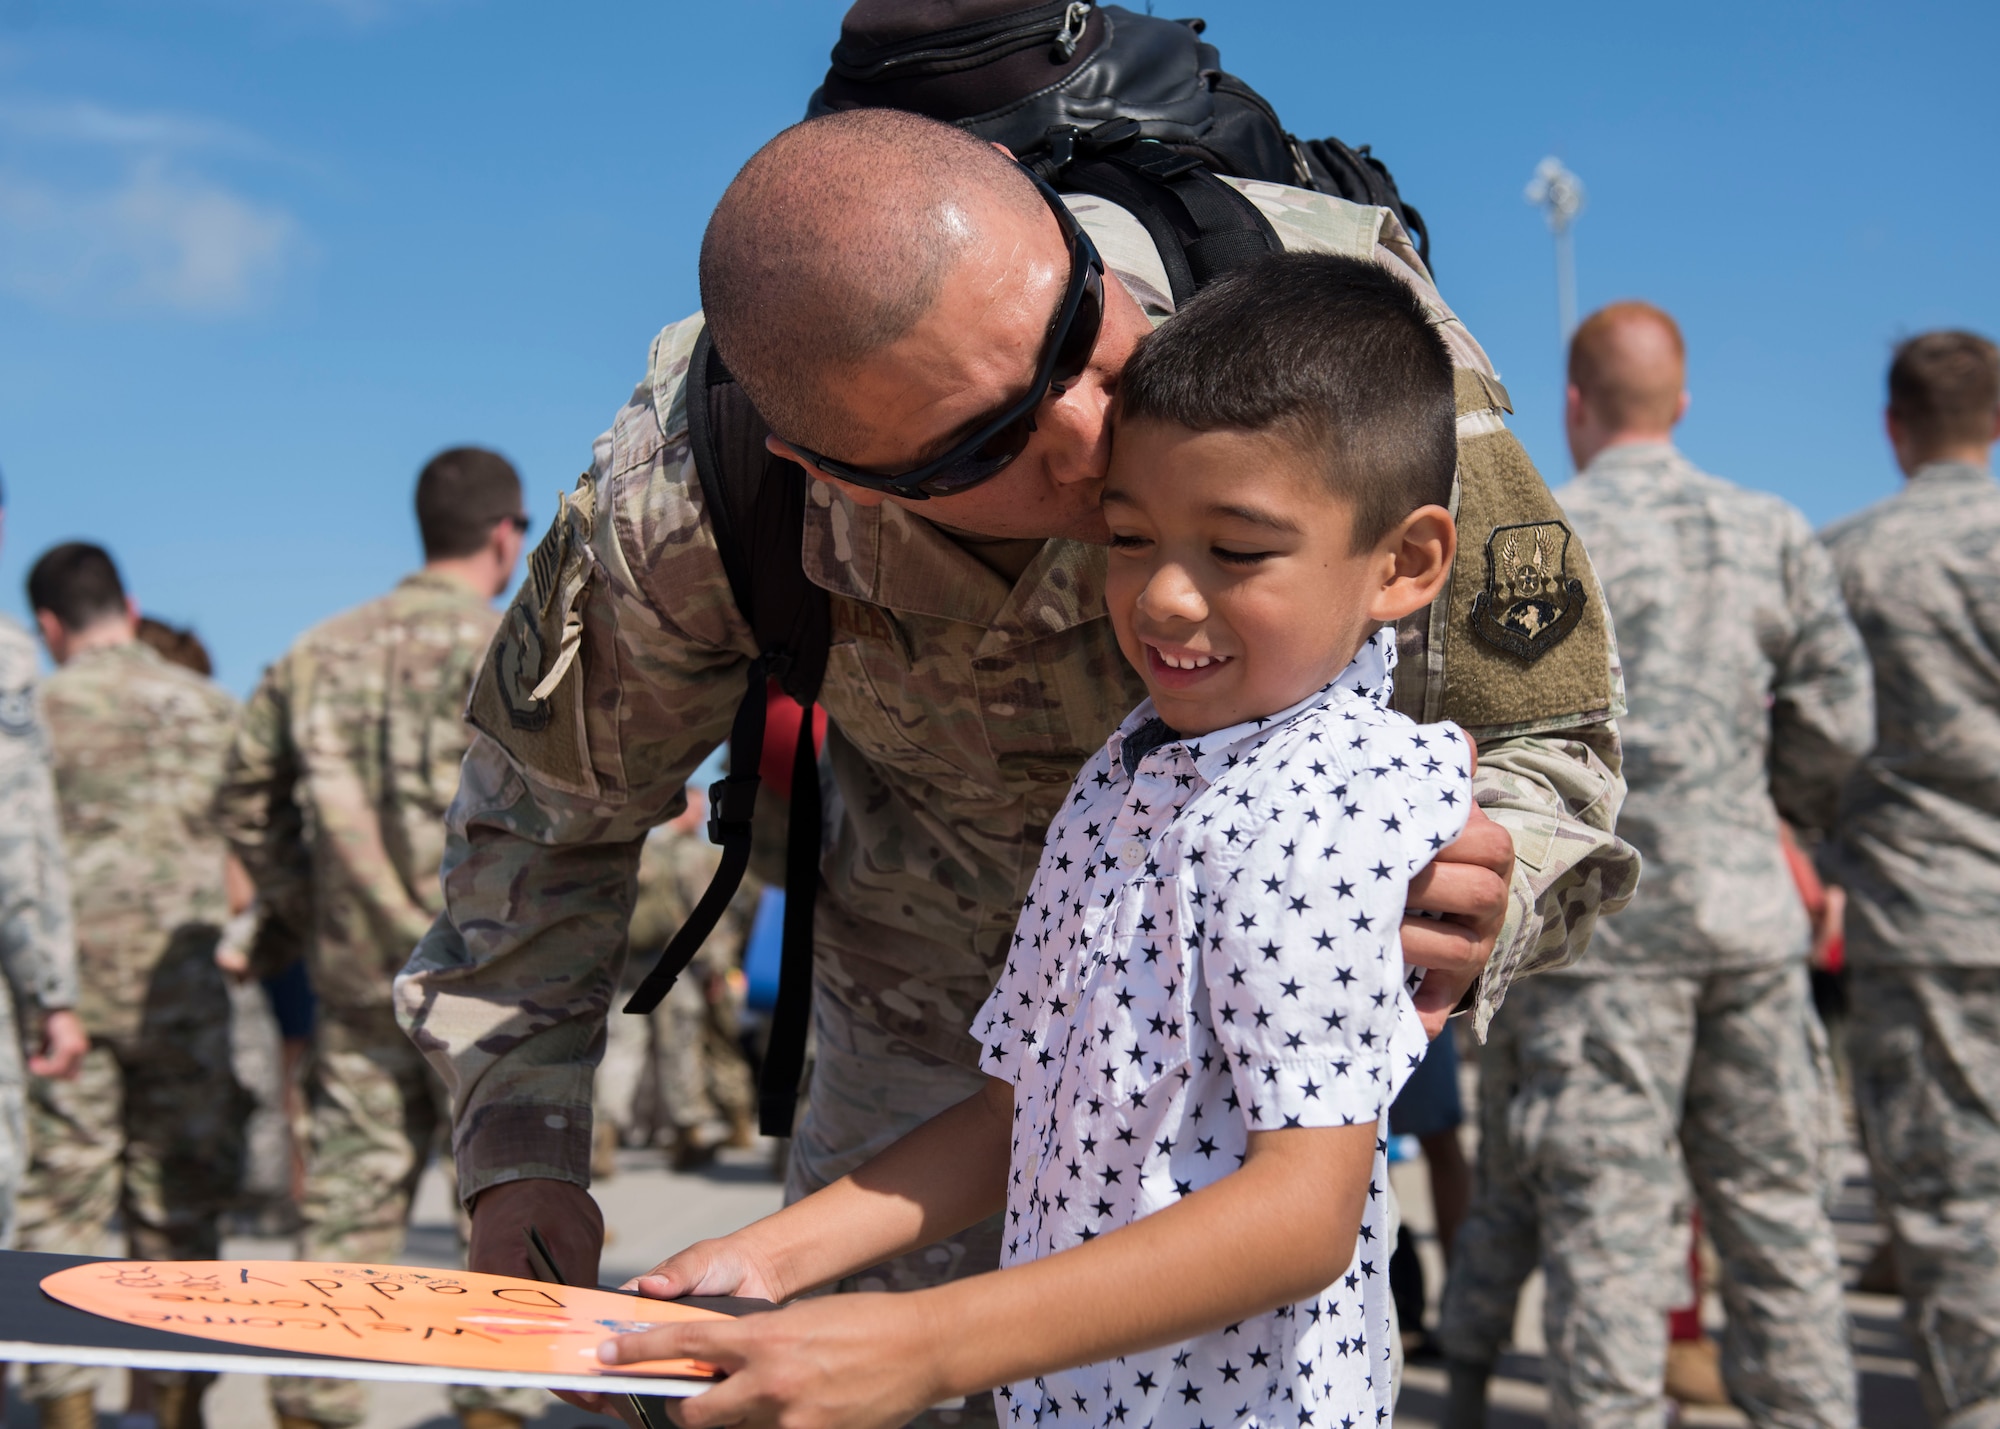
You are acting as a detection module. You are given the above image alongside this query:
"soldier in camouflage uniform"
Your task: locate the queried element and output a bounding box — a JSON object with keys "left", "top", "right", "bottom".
{"left": 212, "top": 449, "right": 538, "bottom": 1429}
{"left": 1440, "top": 302, "right": 1870, "bottom": 1429}
{"left": 396, "top": 112, "right": 1640, "bottom": 1424}
{"left": 0, "top": 485, "right": 87, "bottom": 1253}
{"left": 18, "top": 542, "right": 246, "bottom": 1429}
{"left": 1821, "top": 330, "right": 2000, "bottom": 1427}
{"left": 596, "top": 792, "right": 758, "bottom": 1167}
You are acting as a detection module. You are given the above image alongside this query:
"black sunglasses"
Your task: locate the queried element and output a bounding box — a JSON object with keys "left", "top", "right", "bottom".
{"left": 783, "top": 169, "right": 1105, "bottom": 501}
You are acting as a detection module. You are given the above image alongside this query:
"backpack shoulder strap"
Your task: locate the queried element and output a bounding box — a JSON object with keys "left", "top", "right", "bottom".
{"left": 626, "top": 330, "right": 828, "bottom": 1139}
{"left": 684, "top": 328, "right": 831, "bottom": 704}
{"left": 1040, "top": 124, "right": 1282, "bottom": 305}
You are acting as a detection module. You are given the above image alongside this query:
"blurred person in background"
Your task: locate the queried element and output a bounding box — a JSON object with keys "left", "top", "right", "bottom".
{"left": 136, "top": 617, "right": 302, "bottom": 1237}
{"left": 1821, "top": 329, "right": 2000, "bottom": 1427}
{"left": 595, "top": 787, "right": 760, "bottom": 1174}
{"left": 212, "top": 447, "right": 534, "bottom": 1429}
{"left": 18, "top": 543, "right": 248, "bottom": 1429}
{"left": 0, "top": 472, "right": 86, "bottom": 1243}
{"left": 1440, "top": 301, "right": 1870, "bottom": 1429}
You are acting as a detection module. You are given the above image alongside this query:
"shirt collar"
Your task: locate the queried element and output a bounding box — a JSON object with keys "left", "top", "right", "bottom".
{"left": 1579, "top": 440, "right": 1680, "bottom": 478}
{"left": 1105, "top": 626, "right": 1398, "bottom": 785}
{"left": 398, "top": 569, "right": 491, "bottom": 603}
{"left": 1910, "top": 459, "right": 1994, "bottom": 487}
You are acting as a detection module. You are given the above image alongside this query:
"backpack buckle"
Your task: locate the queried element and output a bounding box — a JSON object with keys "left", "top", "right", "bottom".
{"left": 706, "top": 772, "right": 761, "bottom": 846}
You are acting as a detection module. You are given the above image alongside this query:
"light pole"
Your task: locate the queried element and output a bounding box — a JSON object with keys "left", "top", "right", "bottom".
{"left": 1525, "top": 156, "right": 1585, "bottom": 343}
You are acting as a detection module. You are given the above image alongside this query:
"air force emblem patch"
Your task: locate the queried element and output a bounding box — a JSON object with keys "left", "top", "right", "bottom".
{"left": 1470, "top": 520, "right": 1586, "bottom": 662}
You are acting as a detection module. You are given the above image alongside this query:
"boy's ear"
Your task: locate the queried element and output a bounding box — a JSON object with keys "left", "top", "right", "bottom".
{"left": 1366, "top": 505, "right": 1456, "bottom": 624}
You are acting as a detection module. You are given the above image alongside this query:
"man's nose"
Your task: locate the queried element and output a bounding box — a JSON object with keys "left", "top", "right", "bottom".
{"left": 1038, "top": 381, "right": 1113, "bottom": 488}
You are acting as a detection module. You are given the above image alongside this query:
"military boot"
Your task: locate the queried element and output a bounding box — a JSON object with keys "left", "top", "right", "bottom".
{"left": 38, "top": 1389, "right": 96, "bottom": 1429}
{"left": 150, "top": 1370, "right": 216, "bottom": 1429}
{"left": 456, "top": 1411, "right": 524, "bottom": 1429}
{"left": 1439, "top": 1358, "right": 1491, "bottom": 1429}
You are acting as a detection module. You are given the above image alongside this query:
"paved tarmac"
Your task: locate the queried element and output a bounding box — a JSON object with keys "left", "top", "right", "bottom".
{"left": 4, "top": 1138, "right": 1930, "bottom": 1429}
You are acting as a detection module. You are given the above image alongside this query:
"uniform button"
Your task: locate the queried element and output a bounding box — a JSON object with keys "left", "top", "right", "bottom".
{"left": 1118, "top": 842, "right": 1145, "bottom": 868}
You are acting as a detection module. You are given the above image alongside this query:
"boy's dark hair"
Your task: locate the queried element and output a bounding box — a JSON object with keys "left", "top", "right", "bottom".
{"left": 27, "top": 542, "right": 127, "bottom": 633}
{"left": 1118, "top": 251, "right": 1456, "bottom": 548}
{"left": 415, "top": 447, "right": 524, "bottom": 560}
{"left": 1889, "top": 330, "right": 1999, "bottom": 457}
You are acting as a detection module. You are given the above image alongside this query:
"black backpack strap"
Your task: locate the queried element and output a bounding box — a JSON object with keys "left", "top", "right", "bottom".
{"left": 624, "top": 328, "right": 830, "bottom": 1140}
{"left": 1035, "top": 123, "right": 1282, "bottom": 305}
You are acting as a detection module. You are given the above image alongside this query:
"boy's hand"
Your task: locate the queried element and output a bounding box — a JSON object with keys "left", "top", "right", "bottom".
{"left": 599, "top": 1293, "right": 945, "bottom": 1429}
{"left": 1401, "top": 739, "right": 1513, "bottom": 1037}
{"left": 624, "top": 1235, "right": 789, "bottom": 1304}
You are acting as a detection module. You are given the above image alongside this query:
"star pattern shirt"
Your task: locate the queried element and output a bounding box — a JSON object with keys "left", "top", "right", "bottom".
{"left": 974, "top": 628, "right": 1472, "bottom": 1429}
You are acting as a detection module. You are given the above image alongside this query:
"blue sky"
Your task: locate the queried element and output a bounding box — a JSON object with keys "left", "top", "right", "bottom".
{"left": 1, "top": 0, "right": 1994, "bottom": 693}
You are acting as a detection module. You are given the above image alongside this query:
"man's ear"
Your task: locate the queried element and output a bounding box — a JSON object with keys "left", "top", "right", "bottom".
{"left": 1366, "top": 505, "right": 1456, "bottom": 625}
{"left": 33, "top": 609, "right": 64, "bottom": 658}
{"left": 764, "top": 435, "right": 890, "bottom": 508}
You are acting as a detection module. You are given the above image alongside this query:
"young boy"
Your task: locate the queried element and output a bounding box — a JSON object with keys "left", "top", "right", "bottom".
{"left": 595, "top": 252, "right": 1470, "bottom": 1429}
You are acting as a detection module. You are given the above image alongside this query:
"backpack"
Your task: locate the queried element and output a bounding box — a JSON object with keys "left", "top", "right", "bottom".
{"left": 808, "top": 2, "right": 1430, "bottom": 269}
{"left": 625, "top": 1, "right": 1432, "bottom": 1138}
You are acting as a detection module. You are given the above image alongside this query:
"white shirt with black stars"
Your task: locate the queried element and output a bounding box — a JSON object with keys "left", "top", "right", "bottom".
{"left": 973, "top": 627, "right": 1472, "bottom": 1429}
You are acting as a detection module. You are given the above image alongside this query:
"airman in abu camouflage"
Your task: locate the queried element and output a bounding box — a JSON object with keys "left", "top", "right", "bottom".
{"left": 17, "top": 543, "right": 247, "bottom": 1429}
{"left": 1441, "top": 303, "right": 1870, "bottom": 1429}
{"left": 1821, "top": 329, "right": 2000, "bottom": 1427}
{"left": 0, "top": 524, "right": 86, "bottom": 1247}
{"left": 212, "top": 449, "right": 539, "bottom": 1429}
{"left": 396, "top": 113, "right": 1637, "bottom": 1423}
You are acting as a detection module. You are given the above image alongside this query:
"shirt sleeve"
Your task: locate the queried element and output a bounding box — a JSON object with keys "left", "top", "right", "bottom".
{"left": 1196, "top": 714, "right": 1471, "bottom": 1132}
{"left": 214, "top": 655, "right": 314, "bottom": 941}
{"left": 395, "top": 386, "right": 755, "bottom": 1205}
{"left": 0, "top": 685, "right": 78, "bottom": 1016}
{"left": 1769, "top": 514, "right": 1875, "bottom": 836}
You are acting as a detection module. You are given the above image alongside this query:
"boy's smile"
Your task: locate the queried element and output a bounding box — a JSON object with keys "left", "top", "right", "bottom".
{"left": 1104, "top": 420, "right": 1422, "bottom": 737}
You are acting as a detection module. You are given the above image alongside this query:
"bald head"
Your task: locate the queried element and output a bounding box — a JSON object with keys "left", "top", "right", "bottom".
{"left": 699, "top": 109, "right": 1047, "bottom": 453}
{"left": 1568, "top": 301, "right": 1687, "bottom": 437}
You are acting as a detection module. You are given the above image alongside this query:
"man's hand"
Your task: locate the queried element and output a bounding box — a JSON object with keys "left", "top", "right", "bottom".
{"left": 469, "top": 1180, "right": 607, "bottom": 1411}
{"left": 28, "top": 1009, "right": 87, "bottom": 1080}
{"left": 1402, "top": 803, "right": 1514, "bottom": 1038}
{"left": 468, "top": 1178, "right": 605, "bottom": 1284}
{"left": 601, "top": 1293, "right": 946, "bottom": 1429}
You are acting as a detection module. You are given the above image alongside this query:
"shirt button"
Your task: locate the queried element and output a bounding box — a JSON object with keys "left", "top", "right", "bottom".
{"left": 1118, "top": 841, "right": 1145, "bottom": 868}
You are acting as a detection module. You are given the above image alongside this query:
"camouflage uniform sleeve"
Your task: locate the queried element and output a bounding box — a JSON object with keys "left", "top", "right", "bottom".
{"left": 1470, "top": 723, "right": 1632, "bottom": 1032}
{"left": 0, "top": 679, "right": 78, "bottom": 1016}
{"left": 1370, "top": 212, "right": 1641, "bottom": 1032}
{"left": 1768, "top": 512, "right": 1875, "bottom": 836}
{"left": 397, "top": 332, "right": 757, "bottom": 1205}
{"left": 213, "top": 654, "right": 313, "bottom": 940}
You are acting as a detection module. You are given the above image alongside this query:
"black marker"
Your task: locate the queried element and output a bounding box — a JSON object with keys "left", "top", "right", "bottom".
{"left": 522, "top": 1226, "right": 674, "bottom": 1429}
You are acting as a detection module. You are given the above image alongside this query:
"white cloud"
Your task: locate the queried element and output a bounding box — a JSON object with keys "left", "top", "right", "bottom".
{"left": 0, "top": 99, "right": 304, "bottom": 316}
{"left": 0, "top": 98, "right": 267, "bottom": 156}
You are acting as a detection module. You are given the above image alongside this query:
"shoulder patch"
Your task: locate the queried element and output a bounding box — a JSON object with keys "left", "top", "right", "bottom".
{"left": 0, "top": 685, "right": 33, "bottom": 739}
{"left": 1471, "top": 521, "right": 1586, "bottom": 661}
{"left": 466, "top": 474, "right": 601, "bottom": 797}
{"left": 1441, "top": 431, "right": 1615, "bottom": 734}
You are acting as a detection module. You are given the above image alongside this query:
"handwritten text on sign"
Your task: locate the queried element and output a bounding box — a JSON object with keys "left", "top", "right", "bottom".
{"left": 40, "top": 1261, "right": 725, "bottom": 1382}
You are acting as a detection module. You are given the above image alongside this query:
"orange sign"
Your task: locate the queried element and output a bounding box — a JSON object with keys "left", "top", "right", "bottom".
{"left": 40, "top": 1261, "right": 727, "bottom": 1384}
